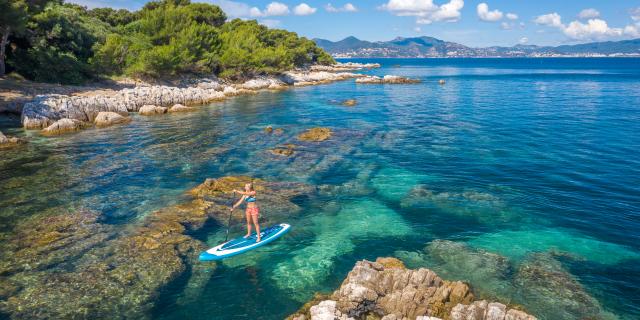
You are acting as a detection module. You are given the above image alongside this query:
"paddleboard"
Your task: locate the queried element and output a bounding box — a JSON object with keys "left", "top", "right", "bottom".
{"left": 199, "top": 223, "right": 291, "bottom": 261}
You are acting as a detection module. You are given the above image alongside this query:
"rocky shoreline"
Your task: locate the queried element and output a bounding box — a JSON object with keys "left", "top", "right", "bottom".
{"left": 288, "top": 258, "right": 536, "bottom": 320}
{"left": 12, "top": 62, "right": 376, "bottom": 136}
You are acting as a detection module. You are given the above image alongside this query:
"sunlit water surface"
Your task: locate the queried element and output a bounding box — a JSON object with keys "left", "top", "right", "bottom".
{"left": 1, "top": 58, "right": 639, "bottom": 319}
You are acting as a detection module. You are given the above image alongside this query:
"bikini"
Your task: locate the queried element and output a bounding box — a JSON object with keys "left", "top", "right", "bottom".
{"left": 245, "top": 194, "right": 259, "bottom": 216}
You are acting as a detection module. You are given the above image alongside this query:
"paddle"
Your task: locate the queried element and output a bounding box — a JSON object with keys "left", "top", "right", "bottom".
{"left": 224, "top": 191, "right": 236, "bottom": 242}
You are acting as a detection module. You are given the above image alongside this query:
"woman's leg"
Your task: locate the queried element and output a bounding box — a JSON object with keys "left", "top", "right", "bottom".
{"left": 245, "top": 210, "right": 252, "bottom": 237}
{"left": 252, "top": 212, "right": 261, "bottom": 242}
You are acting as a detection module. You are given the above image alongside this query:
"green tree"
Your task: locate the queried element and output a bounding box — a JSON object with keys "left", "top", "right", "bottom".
{"left": 10, "top": 3, "right": 110, "bottom": 83}
{"left": 0, "top": 0, "right": 28, "bottom": 75}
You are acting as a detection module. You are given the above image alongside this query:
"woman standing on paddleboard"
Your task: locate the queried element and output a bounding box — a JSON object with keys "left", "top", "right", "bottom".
{"left": 230, "top": 183, "right": 261, "bottom": 242}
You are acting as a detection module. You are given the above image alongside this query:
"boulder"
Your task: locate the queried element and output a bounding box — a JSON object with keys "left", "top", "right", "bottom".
{"left": 169, "top": 104, "right": 196, "bottom": 113}
{"left": 41, "top": 118, "right": 89, "bottom": 136}
{"left": 291, "top": 258, "right": 537, "bottom": 320}
{"left": 94, "top": 111, "right": 131, "bottom": 127}
{"left": 297, "top": 127, "right": 332, "bottom": 142}
{"left": 138, "top": 104, "right": 168, "bottom": 115}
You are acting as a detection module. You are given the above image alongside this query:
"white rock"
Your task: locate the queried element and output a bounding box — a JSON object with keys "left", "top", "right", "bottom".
{"left": 41, "top": 119, "right": 88, "bottom": 136}
{"left": 94, "top": 112, "right": 130, "bottom": 127}
{"left": 169, "top": 104, "right": 195, "bottom": 113}
{"left": 138, "top": 105, "right": 168, "bottom": 115}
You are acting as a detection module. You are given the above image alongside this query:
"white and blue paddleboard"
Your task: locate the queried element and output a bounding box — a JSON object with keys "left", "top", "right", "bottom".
{"left": 199, "top": 223, "right": 291, "bottom": 261}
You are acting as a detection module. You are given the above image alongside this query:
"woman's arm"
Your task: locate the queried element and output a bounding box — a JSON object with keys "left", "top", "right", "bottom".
{"left": 230, "top": 195, "right": 246, "bottom": 210}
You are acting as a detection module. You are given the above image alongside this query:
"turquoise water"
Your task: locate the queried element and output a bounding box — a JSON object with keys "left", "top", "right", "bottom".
{"left": 1, "top": 58, "right": 640, "bottom": 319}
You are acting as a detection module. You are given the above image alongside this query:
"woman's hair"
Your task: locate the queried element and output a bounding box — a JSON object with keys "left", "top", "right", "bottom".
{"left": 246, "top": 182, "right": 254, "bottom": 191}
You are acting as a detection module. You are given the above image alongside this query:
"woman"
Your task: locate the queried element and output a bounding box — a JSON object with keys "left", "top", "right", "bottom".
{"left": 230, "top": 183, "right": 261, "bottom": 242}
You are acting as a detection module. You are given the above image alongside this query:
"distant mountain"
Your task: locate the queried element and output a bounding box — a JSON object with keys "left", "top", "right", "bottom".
{"left": 313, "top": 36, "right": 640, "bottom": 58}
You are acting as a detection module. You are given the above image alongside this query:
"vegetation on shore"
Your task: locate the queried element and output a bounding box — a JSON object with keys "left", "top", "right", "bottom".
{"left": 0, "top": 0, "right": 335, "bottom": 84}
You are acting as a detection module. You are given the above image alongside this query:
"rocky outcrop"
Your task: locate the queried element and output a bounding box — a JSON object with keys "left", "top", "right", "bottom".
{"left": 284, "top": 71, "right": 363, "bottom": 86}
{"left": 138, "top": 104, "right": 168, "bottom": 115}
{"left": 241, "top": 76, "right": 288, "bottom": 90}
{"left": 0, "top": 131, "right": 24, "bottom": 148}
{"left": 290, "top": 258, "right": 536, "bottom": 320}
{"left": 20, "top": 69, "right": 364, "bottom": 133}
{"left": 40, "top": 118, "right": 90, "bottom": 136}
{"left": 356, "top": 75, "right": 421, "bottom": 84}
{"left": 298, "top": 127, "right": 333, "bottom": 142}
{"left": 94, "top": 111, "right": 131, "bottom": 127}
{"left": 168, "top": 103, "right": 196, "bottom": 113}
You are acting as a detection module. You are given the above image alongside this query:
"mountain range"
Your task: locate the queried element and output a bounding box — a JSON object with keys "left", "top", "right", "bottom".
{"left": 313, "top": 36, "right": 640, "bottom": 58}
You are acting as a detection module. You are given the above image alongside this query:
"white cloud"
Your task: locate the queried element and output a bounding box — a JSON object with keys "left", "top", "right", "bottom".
{"left": 326, "top": 3, "right": 358, "bottom": 13}
{"left": 381, "top": 0, "right": 464, "bottom": 24}
{"left": 564, "top": 19, "right": 622, "bottom": 40}
{"left": 250, "top": 2, "right": 290, "bottom": 17}
{"left": 578, "top": 8, "right": 600, "bottom": 19}
{"left": 294, "top": 3, "right": 317, "bottom": 15}
{"left": 414, "top": 26, "right": 422, "bottom": 32}
{"left": 500, "top": 22, "right": 511, "bottom": 30}
{"left": 519, "top": 37, "right": 528, "bottom": 44}
{"left": 343, "top": 3, "right": 357, "bottom": 12}
{"left": 535, "top": 12, "right": 640, "bottom": 41}
{"left": 534, "top": 12, "right": 564, "bottom": 28}
{"left": 506, "top": 13, "right": 518, "bottom": 20}
{"left": 477, "top": 3, "right": 503, "bottom": 22}
{"left": 631, "top": 7, "right": 640, "bottom": 21}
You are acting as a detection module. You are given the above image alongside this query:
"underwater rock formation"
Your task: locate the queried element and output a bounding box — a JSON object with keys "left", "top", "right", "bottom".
{"left": 0, "top": 131, "right": 24, "bottom": 148}
{"left": 271, "top": 144, "right": 296, "bottom": 157}
{"left": 341, "top": 99, "right": 357, "bottom": 107}
{"left": 298, "top": 128, "right": 333, "bottom": 142}
{"left": 94, "top": 111, "right": 131, "bottom": 127}
{"left": 289, "top": 258, "right": 536, "bottom": 320}
{"left": 187, "top": 176, "right": 316, "bottom": 225}
{"left": 512, "top": 253, "right": 610, "bottom": 319}
{"left": 0, "top": 175, "right": 309, "bottom": 318}
{"left": 271, "top": 200, "right": 412, "bottom": 299}
{"left": 356, "top": 75, "right": 421, "bottom": 84}
{"left": 138, "top": 104, "right": 168, "bottom": 115}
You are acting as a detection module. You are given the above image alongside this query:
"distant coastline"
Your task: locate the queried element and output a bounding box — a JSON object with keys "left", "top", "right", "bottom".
{"left": 317, "top": 36, "right": 640, "bottom": 59}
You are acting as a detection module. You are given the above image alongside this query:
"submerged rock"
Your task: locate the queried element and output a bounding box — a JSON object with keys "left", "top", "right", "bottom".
{"left": 138, "top": 104, "right": 168, "bottom": 115}
{"left": 271, "top": 144, "right": 296, "bottom": 157}
{"left": 0, "top": 131, "right": 24, "bottom": 148}
{"left": 187, "top": 176, "right": 316, "bottom": 225}
{"left": 341, "top": 99, "right": 357, "bottom": 107}
{"left": 290, "top": 258, "right": 535, "bottom": 320}
{"left": 169, "top": 103, "right": 196, "bottom": 113}
{"left": 297, "top": 127, "right": 333, "bottom": 142}
{"left": 356, "top": 75, "right": 421, "bottom": 84}
{"left": 94, "top": 111, "right": 131, "bottom": 127}
{"left": 40, "top": 118, "right": 90, "bottom": 136}
{"left": 512, "top": 253, "right": 608, "bottom": 319}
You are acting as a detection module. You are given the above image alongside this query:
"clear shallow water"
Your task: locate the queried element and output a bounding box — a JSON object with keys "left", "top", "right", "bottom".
{"left": 1, "top": 58, "right": 640, "bottom": 319}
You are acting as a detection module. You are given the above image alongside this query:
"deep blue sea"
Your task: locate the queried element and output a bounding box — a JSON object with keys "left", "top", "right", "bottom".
{"left": 1, "top": 58, "right": 639, "bottom": 319}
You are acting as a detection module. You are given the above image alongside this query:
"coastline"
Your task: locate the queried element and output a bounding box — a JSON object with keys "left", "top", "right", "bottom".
{"left": 4, "top": 62, "right": 379, "bottom": 137}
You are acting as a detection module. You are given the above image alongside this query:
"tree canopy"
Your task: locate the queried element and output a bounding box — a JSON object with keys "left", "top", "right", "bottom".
{"left": 3, "top": 0, "right": 335, "bottom": 84}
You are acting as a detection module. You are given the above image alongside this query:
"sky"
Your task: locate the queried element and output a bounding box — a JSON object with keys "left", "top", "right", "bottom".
{"left": 69, "top": 0, "right": 640, "bottom": 47}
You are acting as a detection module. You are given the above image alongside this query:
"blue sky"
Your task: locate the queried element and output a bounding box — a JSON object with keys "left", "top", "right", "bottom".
{"left": 70, "top": 0, "right": 640, "bottom": 47}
